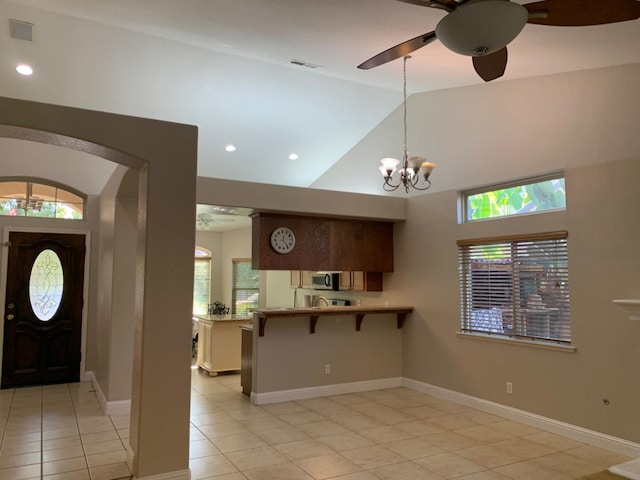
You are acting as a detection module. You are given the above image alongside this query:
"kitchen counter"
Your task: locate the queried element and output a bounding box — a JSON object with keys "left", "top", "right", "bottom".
{"left": 253, "top": 305, "right": 413, "bottom": 336}
{"left": 194, "top": 314, "right": 252, "bottom": 323}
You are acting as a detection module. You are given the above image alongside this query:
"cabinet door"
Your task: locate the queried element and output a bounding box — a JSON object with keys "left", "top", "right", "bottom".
{"left": 290, "top": 270, "right": 302, "bottom": 288}
{"left": 301, "top": 271, "right": 313, "bottom": 288}
{"left": 198, "top": 322, "right": 213, "bottom": 370}
{"left": 339, "top": 271, "right": 352, "bottom": 290}
{"left": 351, "top": 271, "right": 365, "bottom": 291}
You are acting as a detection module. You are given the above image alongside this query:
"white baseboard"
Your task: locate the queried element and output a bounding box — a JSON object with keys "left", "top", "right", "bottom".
{"left": 125, "top": 434, "right": 191, "bottom": 479}
{"left": 251, "top": 377, "right": 403, "bottom": 405}
{"left": 403, "top": 378, "right": 640, "bottom": 459}
{"left": 610, "top": 458, "right": 640, "bottom": 479}
{"left": 133, "top": 469, "right": 190, "bottom": 480}
{"left": 85, "top": 371, "right": 132, "bottom": 417}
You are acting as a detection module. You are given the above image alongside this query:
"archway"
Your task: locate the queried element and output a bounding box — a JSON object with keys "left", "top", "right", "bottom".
{"left": 0, "top": 96, "right": 197, "bottom": 479}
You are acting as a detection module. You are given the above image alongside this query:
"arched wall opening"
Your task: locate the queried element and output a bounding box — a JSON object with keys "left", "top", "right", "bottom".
{"left": 0, "top": 96, "right": 198, "bottom": 479}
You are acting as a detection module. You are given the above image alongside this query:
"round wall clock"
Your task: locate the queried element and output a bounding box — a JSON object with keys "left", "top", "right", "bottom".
{"left": 270, "top": 227, "right": 295, "bottom": 254}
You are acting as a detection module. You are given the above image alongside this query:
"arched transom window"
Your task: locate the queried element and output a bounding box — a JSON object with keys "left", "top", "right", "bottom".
{"left": 0, "top": 178, "right": 85, "bottom": 219}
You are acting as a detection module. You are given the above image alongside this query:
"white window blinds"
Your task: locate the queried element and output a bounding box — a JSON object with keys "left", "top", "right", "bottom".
{"left": 458, "top": 231, "right": 571, "bottom": 343}
{"left": 232, "top": 259, "right": 259, "bottom": 316}
{"left": 193, "top": 247, "right": 211, "bottom": 315}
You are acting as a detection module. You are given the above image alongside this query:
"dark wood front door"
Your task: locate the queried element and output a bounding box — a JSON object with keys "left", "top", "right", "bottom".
{"left": 2, "top": 232, "right": 85, "bottom": 388}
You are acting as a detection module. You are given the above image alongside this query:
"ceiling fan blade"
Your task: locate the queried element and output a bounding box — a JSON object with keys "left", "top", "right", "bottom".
{"left": 358, "top": 31, "right": 437, "bottom": 69}
{"left": 524, "top": 0, "right": 640, "bottom": 26}
{"left": 472, "top": 47, "right": 508, "bottom": 82}
{"left": 395, "top": 0, "right": 459, "bottom": 12}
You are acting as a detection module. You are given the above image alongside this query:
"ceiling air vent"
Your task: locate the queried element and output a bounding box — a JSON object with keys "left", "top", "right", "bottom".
{"left": 288, "top": 59, "right": 321, "bottom": 69}
{"left": 9, "top": 19, "right": 34, "bottom": 42}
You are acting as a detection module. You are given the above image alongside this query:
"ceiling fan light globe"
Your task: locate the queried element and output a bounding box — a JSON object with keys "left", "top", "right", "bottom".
{"left": 435, "top": 0, "right": 528, "bottom": 56}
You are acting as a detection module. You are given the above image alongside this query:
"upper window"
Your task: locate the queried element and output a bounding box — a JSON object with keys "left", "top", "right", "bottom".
{"left": 193, "top": 247, "right": 211, "bottom": 315}
{"left": 463, "top": 173, "right": 565, "bottom": 222}
{"left": 458, "top": 231, "right": 571, "bottom": 344}
{"left": 232, "top": 259, "right": 259, "bottom": 316}
{"left": 0, "top": 178, "right": 85, "bottom": 220}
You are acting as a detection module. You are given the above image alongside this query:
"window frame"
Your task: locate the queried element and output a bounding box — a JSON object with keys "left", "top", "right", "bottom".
{"left": 193, "top": 247, "right": 212, "bottom": 315}
{"left": 460, "top": 172, "right": 566, "bottom": 224}
{"left": 231, "top": 258, "right": 259, "bottom": 316}
{"left": 457, "top": 231, "right": 571, "bottom": 346}
{"left": 0, "top": 177, "right": 86, "bottom": 220}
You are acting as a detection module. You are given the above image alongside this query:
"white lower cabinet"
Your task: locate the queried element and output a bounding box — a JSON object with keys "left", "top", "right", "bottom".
{"left": 195, "top": 316, "right": 251, "bottom": 375}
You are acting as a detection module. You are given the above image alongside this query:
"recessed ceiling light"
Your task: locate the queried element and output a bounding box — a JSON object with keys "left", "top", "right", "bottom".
{"left": 225, "top": 144, "right": 236, "bottom": 152}
{"left": 289, "top": 153, "right": 299, "bottom": 160}
{"left": 16, "top": 64, "right": 33, "bottom": 76}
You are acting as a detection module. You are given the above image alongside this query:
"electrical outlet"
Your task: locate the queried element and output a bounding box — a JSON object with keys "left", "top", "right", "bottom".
{"left": 506, "top": 381, "right": 513, "bottom": 394}
{"left": 324, "top": 364, "right": 331, "bottom": 374}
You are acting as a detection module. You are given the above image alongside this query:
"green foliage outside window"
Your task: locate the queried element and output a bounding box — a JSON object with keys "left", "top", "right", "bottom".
{"left": 232, "top": 260, "right": 259, "bottom": 316}
{"left": 467, "top": 176, "right": 565, "bottom": 222}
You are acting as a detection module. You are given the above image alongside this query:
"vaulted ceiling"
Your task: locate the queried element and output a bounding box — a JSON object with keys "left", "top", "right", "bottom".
{"left": 2, "top": 0, "right": 639, "bottom": 198}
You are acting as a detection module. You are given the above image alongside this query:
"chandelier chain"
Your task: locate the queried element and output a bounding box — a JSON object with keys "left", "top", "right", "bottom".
{"left": 403, "top": 55, "right": 408, "bottom": 157}
{"left": 378, "top": 54, "right": 435, "bottom": 193}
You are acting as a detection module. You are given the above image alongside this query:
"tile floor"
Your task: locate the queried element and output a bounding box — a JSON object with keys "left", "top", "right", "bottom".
{"left": 0, "top": 369, "right": 632, "bottom": 479}
{"left": 0, "top": 381, "right": 130, "bottom": 480}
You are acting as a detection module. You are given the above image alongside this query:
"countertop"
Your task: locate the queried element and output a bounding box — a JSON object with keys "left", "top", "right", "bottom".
{"left": 253, "top": 305, "right": 413, "bottom": 336}
{"left": 194, "top": 314, "right": 252, "bottom": 323}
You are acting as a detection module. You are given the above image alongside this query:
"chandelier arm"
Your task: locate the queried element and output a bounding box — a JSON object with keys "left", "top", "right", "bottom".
{"left": 410, "top": 179, "right": 432, "bottom": 191}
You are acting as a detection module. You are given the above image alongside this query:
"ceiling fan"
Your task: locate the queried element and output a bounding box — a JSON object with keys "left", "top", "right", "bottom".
{"left": 196, "top": 213, "right": 235, "bottom": 229}
{"left": 358, "top": 0, "right": 640, "bottom": 81}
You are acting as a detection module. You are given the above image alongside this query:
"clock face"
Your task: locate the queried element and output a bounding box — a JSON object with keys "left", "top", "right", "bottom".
{"left": 270, "top": 227, "right": 295, "bottom": 254}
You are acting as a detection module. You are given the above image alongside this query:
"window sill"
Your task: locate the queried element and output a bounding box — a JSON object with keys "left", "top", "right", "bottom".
{"left": 456, "top": 332, "right": 576, "bottom": 353}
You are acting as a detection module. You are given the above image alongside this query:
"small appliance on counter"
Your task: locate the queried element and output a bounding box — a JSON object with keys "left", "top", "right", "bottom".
{"left": 329, "top": 299, "right": 350, "bottom": 306}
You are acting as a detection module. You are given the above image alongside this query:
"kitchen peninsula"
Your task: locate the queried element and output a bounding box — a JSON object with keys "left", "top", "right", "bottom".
{"left": 245, "top": 305, "right": 413, "bottom": 404}
{"left": 254, "top": 305, "right": 413, "bottom": 336}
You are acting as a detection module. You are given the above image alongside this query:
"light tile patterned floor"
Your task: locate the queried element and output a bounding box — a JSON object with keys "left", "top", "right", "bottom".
{"left": 0, "top": 382, "right": 130, "bottom": 480}
{"left": 0, "top": 370, "right": 632, "bottom": 479}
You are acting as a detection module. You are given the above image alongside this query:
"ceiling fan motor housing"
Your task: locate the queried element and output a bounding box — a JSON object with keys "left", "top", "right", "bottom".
{"left": 435, "top": 0, "right": 528, "bottom": 56}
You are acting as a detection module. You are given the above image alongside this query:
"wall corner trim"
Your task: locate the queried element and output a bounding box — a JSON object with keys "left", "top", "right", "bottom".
{"left": 402, "top": 378, "right": 640, "bottom": 458}
{"left": 85, "top": 371, "right": 132, "bottom": 417}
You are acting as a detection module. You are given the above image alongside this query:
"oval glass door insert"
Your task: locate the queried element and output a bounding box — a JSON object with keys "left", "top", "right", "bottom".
{"left": 29, "top": 249, "right": 64, "bottom": 321}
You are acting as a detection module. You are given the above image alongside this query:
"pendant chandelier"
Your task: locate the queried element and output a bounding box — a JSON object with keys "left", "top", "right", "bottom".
{"left": 379, "top": 56, "right": 436, "bottom": 193}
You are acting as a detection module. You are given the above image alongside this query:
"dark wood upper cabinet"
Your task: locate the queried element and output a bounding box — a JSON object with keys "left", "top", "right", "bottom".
{"left": 252, "top": 213, "right": 394, "bottom": 272}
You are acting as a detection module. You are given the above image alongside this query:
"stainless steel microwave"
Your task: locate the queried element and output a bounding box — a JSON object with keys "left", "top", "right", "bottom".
{"left": 311, "top": 272, "right": 340, "bottom": 290}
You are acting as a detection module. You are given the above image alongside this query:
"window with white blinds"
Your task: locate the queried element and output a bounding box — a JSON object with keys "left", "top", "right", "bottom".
{"left": 193, "top": 247, "right": 211, "bottom": 315}
{"left": 232, "top": 259, "right": 259, "bottom": 316}
{"left": 458, "top": 231, "right": 571, "bottom": 343}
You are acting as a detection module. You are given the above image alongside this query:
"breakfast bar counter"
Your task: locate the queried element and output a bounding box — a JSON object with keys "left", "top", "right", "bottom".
{"left": 253, "top": 305, "right": 413, "bottom": 336}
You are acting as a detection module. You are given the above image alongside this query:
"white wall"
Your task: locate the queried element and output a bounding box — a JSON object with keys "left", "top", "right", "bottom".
{"left": 313, "top": 63, "right": 640, "bottom": 196}
{"left": 390, "top": 159, "right": 640, "bottom": 444}
{"left": 319, "top": 64, "right": 640, "bottom": 444}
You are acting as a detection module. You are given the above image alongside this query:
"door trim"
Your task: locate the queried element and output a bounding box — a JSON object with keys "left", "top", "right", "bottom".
{"left": 0, "top": 226, "right": 91, "bottom": 385}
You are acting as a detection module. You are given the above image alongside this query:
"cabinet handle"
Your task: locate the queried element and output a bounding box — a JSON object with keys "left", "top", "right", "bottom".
{"left": 6, "top": 314, "right": 14, "bottom": 320}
